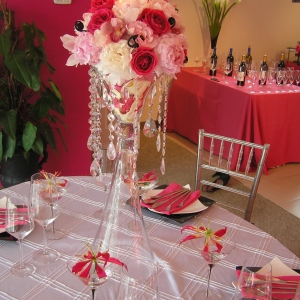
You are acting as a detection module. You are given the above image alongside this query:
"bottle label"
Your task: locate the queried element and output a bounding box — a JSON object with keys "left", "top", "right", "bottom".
{"left": 261, "top": 71, "right": 266, "bottom": 79}
{"left": 238, "top": 72, "right": 245, "bottom": 81}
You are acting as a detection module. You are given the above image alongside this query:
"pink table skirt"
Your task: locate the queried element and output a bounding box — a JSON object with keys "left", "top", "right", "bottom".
{"left": 167, "top": 67, "right": 300, "bottom": 172}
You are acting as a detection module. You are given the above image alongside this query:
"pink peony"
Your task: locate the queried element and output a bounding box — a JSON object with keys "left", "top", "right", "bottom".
{"left": 87, "top": 8, "right": 115, "bottom": 34}
{"left": 154, "top": 33, "right": 187, "bottom": 76}
{"left": 127, "top": 21, "right": 160, "bottom": 49}
{"left": 61, "top": 32, "right": 101, "bottom": 66}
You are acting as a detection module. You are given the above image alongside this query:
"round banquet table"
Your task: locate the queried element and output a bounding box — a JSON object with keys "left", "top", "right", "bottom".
{"left": 0, "top": 176, "right": 299, "bottom": 299}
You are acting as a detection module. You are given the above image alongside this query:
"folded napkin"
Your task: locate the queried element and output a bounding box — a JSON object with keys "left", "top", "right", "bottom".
{"left": 0, "top": 196, "right": 8, "bottom": 233}
{"left": 236, "top": 257, "right": 300, "bottom": 299}
{"left": 141, "top": 182, "right": 200, "bottom": 215}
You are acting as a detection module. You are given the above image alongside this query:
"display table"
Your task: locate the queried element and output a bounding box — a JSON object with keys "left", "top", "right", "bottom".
{"left": 0, "top": 177, "right": 299, "bottom": 299}
{"left": 167, "top": 67, "right": 300, "bottom": 171}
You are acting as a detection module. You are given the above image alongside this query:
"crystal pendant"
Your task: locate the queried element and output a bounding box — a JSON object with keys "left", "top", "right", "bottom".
{"left": 160, "top": 157, "right": 165, "bottom": 175}
{"left": 107, "top": 142, "right": 117, "bottom": 160}
{"left": 90, "top": 158, "right": 101, "bottom": 177}
{"left": 143, "top": 117, "right": 157, "bottom": 138}
{"left": 156, "top": 133, "right": 161, "bottom": 152}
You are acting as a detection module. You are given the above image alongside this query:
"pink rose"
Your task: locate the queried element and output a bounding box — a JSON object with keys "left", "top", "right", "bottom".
{"left": 87, "top": 9, "right": 114, "bottom": 34}
{"left": 89, "top": 0, "right": 115, "bottom": 12}
{"left": 131, "top": 47, "right": 157, "bottom": 76}
{"left": 138, "top": 8, "right": 170, "bottom": 36}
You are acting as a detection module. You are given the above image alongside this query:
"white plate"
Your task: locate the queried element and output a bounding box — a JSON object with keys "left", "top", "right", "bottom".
{"left": 142, "top": 189, "right": 208, "bottom": 215}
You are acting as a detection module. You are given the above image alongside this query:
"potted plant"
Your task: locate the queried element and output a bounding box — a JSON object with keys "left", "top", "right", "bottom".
{"left": 0, "top": 0, "right": 67, "bottom": 187}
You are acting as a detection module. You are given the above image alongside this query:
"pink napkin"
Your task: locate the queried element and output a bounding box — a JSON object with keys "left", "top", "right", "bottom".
{"left": 141, "top": 182, "right": 200, "bottom": 215}
{"left": 236, "top": 269, "right": 300, "bottom": 299}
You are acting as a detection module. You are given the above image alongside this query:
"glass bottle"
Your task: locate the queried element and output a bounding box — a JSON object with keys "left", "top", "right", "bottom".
{"left": 245, "top": 45, "right": 252, "bottom": 75}
{"left": 259, "top": 55, "right": 268, "bottom": 85}
{"left": 278, "top": 53, "right": 286, "bottom": 69}
{"left": 227, "top": 48, "right": 234, "bottom": 76}
{"left": 237, "top": 55, "right": 246, "bottom": 87}
{"left": 209, "top": 47, "right": 218, "bottom": 76}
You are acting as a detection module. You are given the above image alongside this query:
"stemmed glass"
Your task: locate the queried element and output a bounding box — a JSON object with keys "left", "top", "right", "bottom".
{"left": 210, "top": 62, "right": 217, "bottom": 80}
{"left": 249, "top": 70, "right": 258, "bottom": 94}
{"left": 233, "top": 257, "right": 272, "bottom": 299}
{"left": 46, "top": 176, "right": 70, "bottom": 240}
{"left": 30, "top": 172, "right": 61, "bottom": 263}
{"left": 258, "top": 71, "right": 266, "bottom": 93}
{"left": 281, "top": 70, "right": 289, "bottom": 93}
{"left": 5, "top": 195, "right": 35, "bottom": 276}
{"left": 202, "top": 57, "right": 208, "bottom": 74}
{"left": 295, "top": 70, "right": 300, "bottom": 92}
{"left": 224, "top": 63, "right": 232, "bottom": 84}
{"left": 267, "top": 69, "right": 276, "bottom": 93}
{"left": 288, "top": 69, "right": 295, "bottom": 92}
{"left": 194, "top": 53, "right": 200, "bottom": 72}
{"left": 192, "top": 237, "right": 236, "bottom": 299}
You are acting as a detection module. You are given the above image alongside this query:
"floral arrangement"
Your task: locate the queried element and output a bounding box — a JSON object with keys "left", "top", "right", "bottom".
{"left": 71, "top": 242, "right": 127, "bottom": 279}
{"left": 61, "top": 0, "right": 188, "bottom": 86}
{"left": 202, "top": 0, "right": 242, "bottom": 41}
{"left": 180, "top": 220, "right": 226, "bottom": 252}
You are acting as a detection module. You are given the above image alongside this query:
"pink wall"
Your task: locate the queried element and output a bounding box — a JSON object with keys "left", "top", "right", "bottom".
{"left": 8, "top": 0, "right": 92, "bottom": 176}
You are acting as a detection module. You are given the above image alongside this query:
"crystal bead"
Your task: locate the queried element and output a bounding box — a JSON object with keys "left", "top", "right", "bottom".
{"left": 160, "top": 157, "right": 165, "bottom": 175}
{"left": 143, "top": 118, "right": 157, "bottom": 138}
{"left": 156, "top": 133, "right": 161, "bottom": 152}
{"left": 107, "top": 142, "right": 117, "bottom": 160}
{"left": 90, "top": 158, "right": 101, "bottom": 177}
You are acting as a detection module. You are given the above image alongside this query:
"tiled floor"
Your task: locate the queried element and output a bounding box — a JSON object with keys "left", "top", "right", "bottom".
{"left": 167, "top": 132, "right": 300, "bottom": 219}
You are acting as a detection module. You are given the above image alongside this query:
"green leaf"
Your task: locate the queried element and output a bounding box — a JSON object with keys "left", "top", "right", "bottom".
{"left": 22, "top": 122, "right": 37, "bottom": 152}
{"left": 31, "top": 135, "right": 44, "bottom": 155}
{"left": 30, "top": 97, "right": 51, "bottom": 120}
{"left": 0, "top": 29, "right": 12, "bottom": 57}
{"left": 3, "top": 134, "right": 16, "bottom": 160}
{"left": 49, "top": 80, "right": 62, "bottom": 101}
{"left": 4, "top": 49, "right": 40, "bottom": 91}
{"left": 0, "top": 131, "right": 3, "bottom": 160}
{"left": 0, "top": 109, "right": 17, "bottom": 139}
{"left": 38, "top": 122, "right": 57, "bottom": 153}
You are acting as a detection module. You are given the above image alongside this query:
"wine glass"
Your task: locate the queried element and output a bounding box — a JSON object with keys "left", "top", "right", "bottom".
{"left": 288, "top": 69, "right": 295, "bottom": 92}
{"left": 30, "top": 172, "right": 61, "bottom": 263}
{"left": 267, "top": 69, "right": 276, "bottom": 93}
{"left": 194, "top": 53, "right": 200, "bottom": 72}
{"left": 249, "top": 70, "right": 258, "bottom": 94}
{"left": 294, "top": 70, "right": 300, "bottom": 92}
{"left": 67, "top": 242, "right": 118, "bottom": 300}
{"left": 233, "top": 257, "right": 272, "bottom": 300}
{"left": 192, "top": 237, "right": 236, "bottom": 299}
{"left": 224, "top": 63, "right": 232, "bottom": 84}
{"left": 258, "top": 71, "right": 266, "bottom": 93}
{"left": 210, "top": 62, "right": 217, "bottom": 80}
{"left": 5, "top": 195, "right": 35, "bottom": 277}
{"left": 46, "top": 176, "right": 70, "bottom": 240}
{"left": 281, "top": 70, "right": 289, "bottom": 93}
{"left": 202, "top": 57, "right": 208, "bottom": 74}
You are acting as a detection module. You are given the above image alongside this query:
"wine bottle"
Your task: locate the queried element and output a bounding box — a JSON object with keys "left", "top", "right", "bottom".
{"left": 245, "top": 45, "right": 252, "bottom": 75}
{"left": 237, "top": 55, "right": 246, "bottom": 87}
{"left": 259, "top": 55, "right": 268, "bottom": 85}
{"left": 209, "top": 47, "right": 218, "bottom": 76}
{"left": 278, "top": 53, "right": 285, "bottom": 69}
{"left": 227, "top": 48, "right": 234, "bottom": 76}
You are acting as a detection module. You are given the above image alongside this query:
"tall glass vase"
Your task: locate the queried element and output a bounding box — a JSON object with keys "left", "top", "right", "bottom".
{"left": 210, "top": 33, "right": 219, "bottom": 49}
{"left": 87, "top": 68, "right": 172, "bottom": 299}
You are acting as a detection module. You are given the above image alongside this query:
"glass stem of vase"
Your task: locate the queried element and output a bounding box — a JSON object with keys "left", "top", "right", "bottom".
{"left": 19, "top": 238, "right": 24, "bottom": 269}
{"left": 92, "top": 288, "right": 95, "bottom": 300}
{"left": 206, "top": 263, "right": 214, "bottom": 298}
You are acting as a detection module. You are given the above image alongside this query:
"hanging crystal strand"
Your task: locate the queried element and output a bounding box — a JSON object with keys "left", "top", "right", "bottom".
{"left": 156, "top": 76, "right": 164, "bottom": 152}
{"left": 130, "top": 79, "right": 141, "bottom": 215}
{"left": 106, "top": 88, "right": 117, "bottom": 160}
{"left": 143, "top": 76, "right": 157, "bottom": 138}
{"left": 160, "top": 75, "right": 169, "bottom": 175}
{"left": 88, "top": 67, "right": 103, "bottom": 177}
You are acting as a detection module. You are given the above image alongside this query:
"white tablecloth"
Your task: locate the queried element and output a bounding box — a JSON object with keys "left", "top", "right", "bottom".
{"left": 0, "top": 176, "right": 299, "bottom": 300}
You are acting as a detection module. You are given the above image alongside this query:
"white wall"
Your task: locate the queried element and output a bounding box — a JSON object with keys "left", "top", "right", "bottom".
{"left": 141, "top": 0, "right": 300, "bottom": 121}
{"left": 177, "top": 0, "right": 300, "bottom": 65}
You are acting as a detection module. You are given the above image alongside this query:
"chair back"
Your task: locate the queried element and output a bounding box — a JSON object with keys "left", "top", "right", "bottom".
{"left": 195, "top": 129, "right": 270, "bottom": 222}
